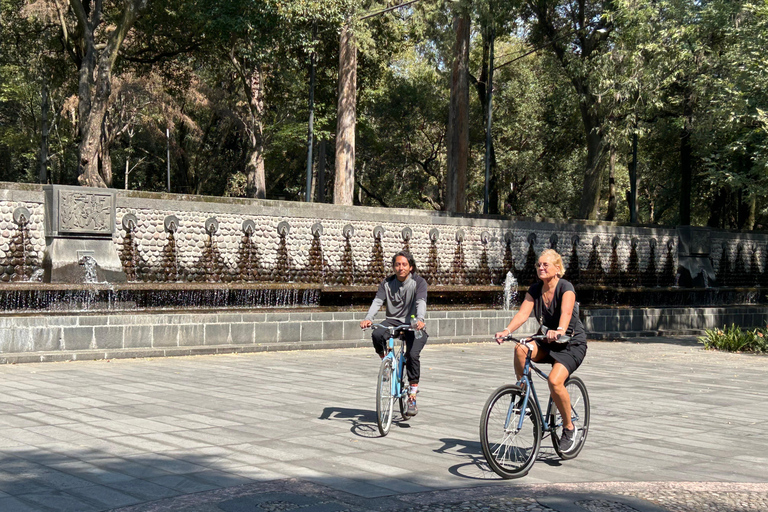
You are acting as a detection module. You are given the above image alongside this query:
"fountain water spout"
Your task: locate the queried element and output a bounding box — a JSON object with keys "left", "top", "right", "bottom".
{"left": 80, "top": 255, "right": 99, "bottom": 284}
{"left": 503, "top": 271, "right": 518, "bottom": 311}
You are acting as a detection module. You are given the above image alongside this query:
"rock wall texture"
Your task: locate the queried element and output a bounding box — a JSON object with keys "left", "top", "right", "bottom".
{"left": 1, "top": 183, "right": 767, "bottom": 288}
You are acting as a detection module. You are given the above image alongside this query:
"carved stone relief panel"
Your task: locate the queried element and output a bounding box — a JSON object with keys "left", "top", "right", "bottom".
{"left": 57, "top": 190, "right": 114, "bottom": 235}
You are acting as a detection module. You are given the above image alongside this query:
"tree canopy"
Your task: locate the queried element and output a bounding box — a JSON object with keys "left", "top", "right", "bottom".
{"left": 0, "top": 0, "right": 766, "bottom": 229}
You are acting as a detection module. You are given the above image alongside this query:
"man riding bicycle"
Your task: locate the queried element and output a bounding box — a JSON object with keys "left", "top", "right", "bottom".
{"left": 360, "top": 251, "right": 428, "bottom": 417}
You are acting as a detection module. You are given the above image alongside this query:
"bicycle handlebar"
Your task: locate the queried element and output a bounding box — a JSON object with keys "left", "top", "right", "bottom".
{"left": 366, "top": 323, "right": 413, "bottom": 332}
{"left": 498, "top": 333, "right": 571, "bottom": 345}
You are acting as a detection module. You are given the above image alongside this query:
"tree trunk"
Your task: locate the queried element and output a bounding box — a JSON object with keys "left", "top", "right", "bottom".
{"left": 244, "top": 66, "right": 266, "bottom": 199}
{"left": 577, "top": 104, "right": 606, "bottom": 219}
{"left": 73, "top": 0, "right": 146, "bottom": 188}
{"left": 99, "top": 131, "right": 112, "bottom": 187}
{"left": 246, "top": 133, "right": 266, "bottom": 199}
{"left": 474, "top": 28, "right": 499, "bottom": 215}
{"left": 445, "top": 13, "right": 470, "bottom": 213}
{"left": 744, "top": 193, "right": 756, "bottom": 231}
{"left": 74, "top": 1, "right": 96, "bottom": 142}
{"left": 738, "top": 189, "right": 755, "bottom": 230}
{"left": 317, "top": 139, "right": 326, "bottom": 202}
{"left": 334, "top": 24, "right": 356, "bottom": 205}
{"left": 488, "top": 145, "right": 499, "bottom": 214}
{"left": 605, "top": 147, "right": 616, "bottom": 221}
{"left": 77, "top": 73, "right": 110, "bottom": 187}
{"left": 39, "top": 78, "right": 49, "bottom": 184}
{"left": 707, "top": 187, "right": 727, "bottom": 228}
{"left": 679, "top": 87, "right": 694, "bottom": 225}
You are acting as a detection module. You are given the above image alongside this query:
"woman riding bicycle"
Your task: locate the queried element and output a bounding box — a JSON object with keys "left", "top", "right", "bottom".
{"left": 495, "top": 249, "right": 587, "bottom": 452}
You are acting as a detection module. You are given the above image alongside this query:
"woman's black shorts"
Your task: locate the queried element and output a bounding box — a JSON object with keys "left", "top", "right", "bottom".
{"left": 534, "top": 338, "right": 587, "bottom": 376}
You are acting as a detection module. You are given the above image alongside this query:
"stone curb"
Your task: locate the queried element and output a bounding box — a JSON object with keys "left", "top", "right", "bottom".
{"left": 108, "top": 479, "right": 768, "bottom": 512}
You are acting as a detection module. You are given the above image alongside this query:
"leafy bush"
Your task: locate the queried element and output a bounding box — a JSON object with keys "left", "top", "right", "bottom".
{"left": 699, "top": 324, "right": 768, "bottom": 353}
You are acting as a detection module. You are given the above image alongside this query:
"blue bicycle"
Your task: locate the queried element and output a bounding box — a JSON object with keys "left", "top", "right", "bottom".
{"left": 479, "top": 329, "right": 590, "bottom": 478}
{"left": 371, "top": 323, "right": 412, "bottom": 436}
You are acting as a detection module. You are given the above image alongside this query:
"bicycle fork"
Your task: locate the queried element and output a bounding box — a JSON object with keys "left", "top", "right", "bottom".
{"left": 505, "top": 377, "right": 533, "bottom": 433}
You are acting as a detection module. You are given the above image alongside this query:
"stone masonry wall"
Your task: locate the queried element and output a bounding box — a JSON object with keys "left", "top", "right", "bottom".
{"left": 1, "top": 183, "right": 768, "bottom": 287}
{"left": 109, "top": 192, "right": 685, "bottom": 286}
{"left": 1, "top": 306, "right": 767, "bottom": 363}
{"left": 0, "top": 185, "right": 46, "bottom": 282}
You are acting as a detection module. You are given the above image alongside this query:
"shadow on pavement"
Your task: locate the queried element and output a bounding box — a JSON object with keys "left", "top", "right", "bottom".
{"left": 603, "top": 336, "right": 702, "bottom": 347}
{"left": 319, "top": 406, "right": 414, "bottom": 438}
{"left": 434, "top": 438, "right": 498, "bottom": 481}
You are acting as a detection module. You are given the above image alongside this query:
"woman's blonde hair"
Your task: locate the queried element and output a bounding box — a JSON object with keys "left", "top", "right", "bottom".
{"left": 539, "top": 249, "right": 564, "bottom": 278}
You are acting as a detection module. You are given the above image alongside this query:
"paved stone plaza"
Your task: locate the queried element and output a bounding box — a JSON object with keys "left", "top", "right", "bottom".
{"left": 0, "top": 337, "right": 766, "bottom": 511}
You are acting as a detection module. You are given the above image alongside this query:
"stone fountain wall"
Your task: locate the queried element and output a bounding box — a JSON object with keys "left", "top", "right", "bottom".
{"left": 113, "top": 195, "right": 687, "bottom": 287}
{"left": 1, "top": 182, "right": 768, "bottom": 288}
{"left": 2, "top": 306, "right": 767, "bottom": 364}
{"left": 2, "top": 183, "right": 768, "bottom": 362}
{"left": 710, "top": 231, "right": 768, "bottom": 287}
{"left": 0, "top": 185, "right": 46, "bottom": 282}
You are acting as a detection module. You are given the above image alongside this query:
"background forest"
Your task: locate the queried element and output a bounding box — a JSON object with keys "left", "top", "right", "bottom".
{"left": 1, "top": 0, "right": 767, "bottom": 229}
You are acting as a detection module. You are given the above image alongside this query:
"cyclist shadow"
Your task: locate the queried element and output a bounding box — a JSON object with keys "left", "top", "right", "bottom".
{"left": 319, "top": 407, "right": 411, "bottom": 438}
{"left": 435, "top": 438, "right": 563, "bottom": 479}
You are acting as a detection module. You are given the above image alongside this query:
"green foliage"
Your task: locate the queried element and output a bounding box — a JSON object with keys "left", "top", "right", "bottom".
{"left": 699, "top": 324, "right": 768, "bottom": 353}
{"left": 357, "top": 45, "right": 448, "bottom": 209}
{"left": 490, "top": 44, "right": 585, "bottom": 217}
{"left": 0, "top": 0, "right": 765, "bottom": 226}
{"left": 604, "top": 0, "right": 768, "bottom": 227}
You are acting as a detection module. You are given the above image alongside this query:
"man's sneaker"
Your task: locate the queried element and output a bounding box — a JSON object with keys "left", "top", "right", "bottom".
{"left": 558, "top": 427, "right": 578, "bottom": 452}
{"left": 406, "top": 396, "right": 418, "bottom": 417}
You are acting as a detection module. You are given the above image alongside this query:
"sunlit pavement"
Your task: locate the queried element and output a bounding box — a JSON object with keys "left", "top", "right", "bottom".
{"left": 0, "top": 337, "right": 766, "bottom": 511}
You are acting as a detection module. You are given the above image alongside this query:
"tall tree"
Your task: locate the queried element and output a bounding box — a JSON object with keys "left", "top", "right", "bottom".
{"left": 525, "top": 0, "right": 613, "bottom": 219}
{"left": 471, "top": 0, "right": 519, "bottom": 214}
{"left": 445, "top": 4, "right": 471, "bottom": 213}
{"left": 334, "top": 21, "right": 357, "bottom": 205}
{"left": 51, "top": 0, "right": 150, "bottom": 187}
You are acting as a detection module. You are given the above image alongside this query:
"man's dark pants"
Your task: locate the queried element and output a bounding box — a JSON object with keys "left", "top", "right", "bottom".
{"left": 371, "top": 318, "right": 428, "bottom": 384}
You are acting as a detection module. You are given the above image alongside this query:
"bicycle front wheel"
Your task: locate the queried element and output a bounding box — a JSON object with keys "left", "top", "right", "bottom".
{"left": 398, "top": 377, "right": 410, "bottom": 420}
{"left": 376, "top": 357, "right": 395, "bottom": 436}
{"left": 398, "top": 358, "right": 409, "bottom": 420}
{"left": 550, "top": 375, "right": 590, "bottom": 459}
{"left": 480, "top": 384, "right": 542, "bottom": 479}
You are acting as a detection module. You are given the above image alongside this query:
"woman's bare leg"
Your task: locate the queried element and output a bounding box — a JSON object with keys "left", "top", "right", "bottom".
{"left": 548, "top": 363, "right": 573, "bottom": 430}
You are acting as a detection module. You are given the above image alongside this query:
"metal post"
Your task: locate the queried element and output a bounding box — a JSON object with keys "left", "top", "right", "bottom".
{"left": 483, "top": 27, "right": 495, "bottom": 215}
{"left": 166, "top": 127, "right": 171, "bottom": 193}
{"left": 306, "top": 27, "right": 317, "bottom": 202}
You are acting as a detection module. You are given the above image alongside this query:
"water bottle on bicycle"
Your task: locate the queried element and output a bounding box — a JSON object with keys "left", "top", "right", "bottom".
{"left": 410, "top": 315, "right": 423, "bottom": 339}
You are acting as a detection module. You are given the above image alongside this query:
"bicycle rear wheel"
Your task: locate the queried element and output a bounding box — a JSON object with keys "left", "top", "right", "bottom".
{"left": 376, "top": 357, "right": 395, "bottom": 436}
{"left": 480, "top": 384, "right": 542, "bottom": 479}
{"left": 550, "top": 375, "right": 590, "bottom": 459}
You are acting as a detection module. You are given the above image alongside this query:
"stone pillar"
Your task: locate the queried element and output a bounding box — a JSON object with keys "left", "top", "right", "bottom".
{"left": 42, "top": 185, "right": 126, "bottom": 283}
{"left": 677, "top": 226, "right": 715, "bottom": 287}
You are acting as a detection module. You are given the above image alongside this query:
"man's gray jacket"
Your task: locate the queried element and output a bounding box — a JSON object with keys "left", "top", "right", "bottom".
{"left": 364, "top": 273, "right": 427, "bottom": 324}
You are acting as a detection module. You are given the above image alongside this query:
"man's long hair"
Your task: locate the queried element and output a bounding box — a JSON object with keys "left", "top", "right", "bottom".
{"left": 391, "top": 250, "right": 418, "bottom": 274}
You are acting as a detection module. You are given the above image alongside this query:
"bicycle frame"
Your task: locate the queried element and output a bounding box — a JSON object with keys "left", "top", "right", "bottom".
{"left": 481, "top": 331, "right": 589, "bottom": 478}
{"left": 510, "top": 340, "right": 559, "bottom": 435}
{"left": 373, "top": 323, "right": 411, "bottom": 401}
{"left": 384, "top": 332, "right": 408, "bottom": 400}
